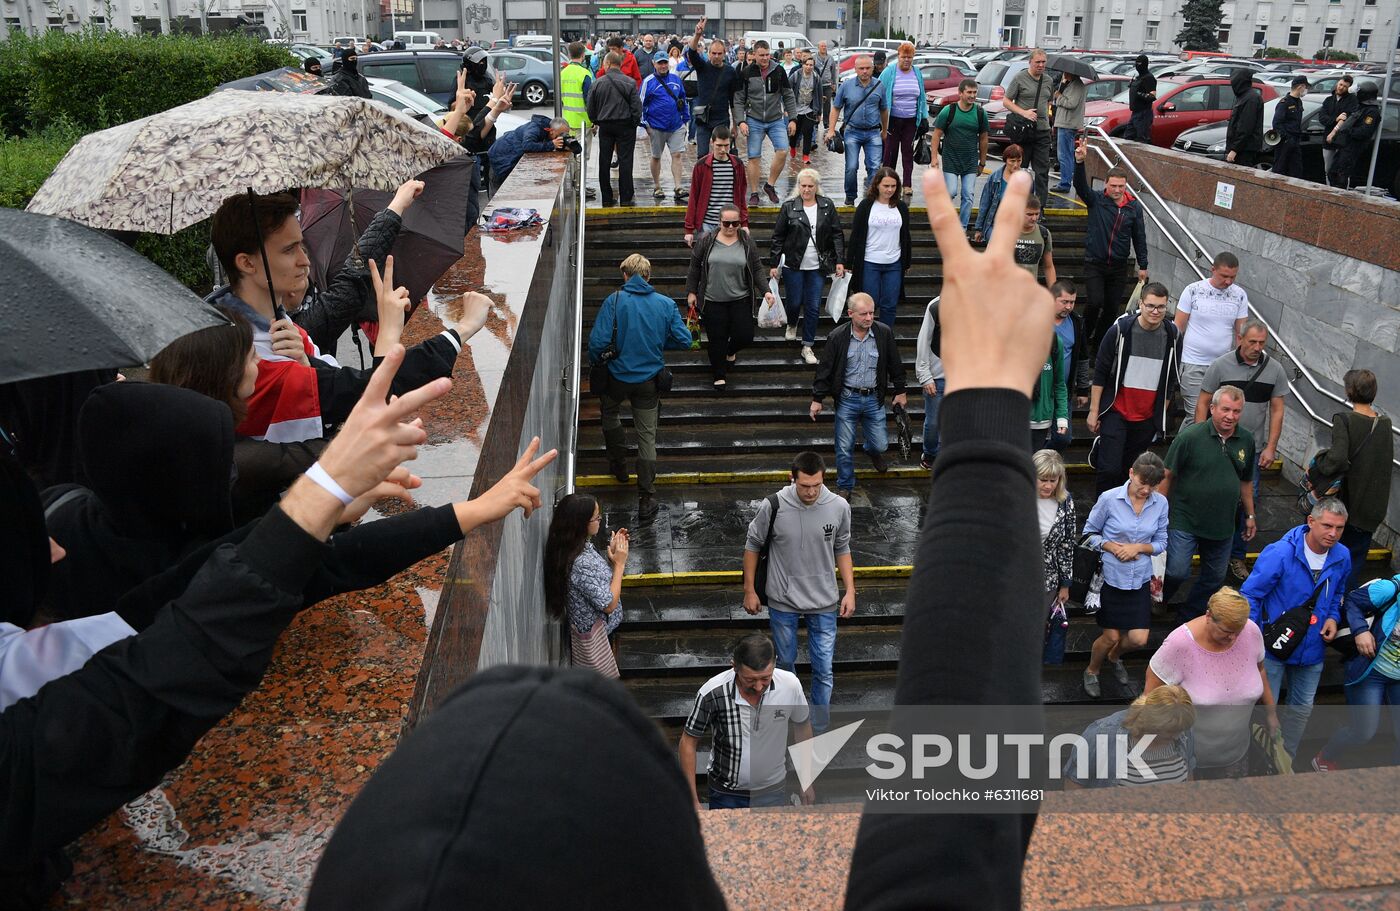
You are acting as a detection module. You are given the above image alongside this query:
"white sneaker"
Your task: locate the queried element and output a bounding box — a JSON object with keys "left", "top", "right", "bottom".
{"left": 801, "top": 346, "right": 817, "bottom": 365}
{"left": 785, "top": 325, "right": 797, "bottom": 341}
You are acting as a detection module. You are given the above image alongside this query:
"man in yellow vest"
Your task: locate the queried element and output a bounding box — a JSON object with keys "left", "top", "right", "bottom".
{"left": 561, "top": 41, "right": 593, "bottom": 132}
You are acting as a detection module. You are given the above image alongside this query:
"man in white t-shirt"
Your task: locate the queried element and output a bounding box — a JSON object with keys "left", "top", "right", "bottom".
{"left": 678, "top": 634, "right": 815, "bottom": 809}
{"left": 1174, "top": 252, "right": 1249, "bottom": 425}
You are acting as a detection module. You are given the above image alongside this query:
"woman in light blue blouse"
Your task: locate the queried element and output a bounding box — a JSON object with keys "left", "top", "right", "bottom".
{"left": 544, "top": 494, "right": 629, "bottom": 677}
{"left": 1082, "top": 451, "right": 1169, "bottom": 698}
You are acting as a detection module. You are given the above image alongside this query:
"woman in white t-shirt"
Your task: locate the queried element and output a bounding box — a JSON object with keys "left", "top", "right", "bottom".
{"left": 846, "top": 166, "right": 911, "bottom": 328}
{"left": 768, "top": 168, "right": 846, "bottom": 365}
{"left": 1145, "top": 586, "right": 1281, "bottom": 778}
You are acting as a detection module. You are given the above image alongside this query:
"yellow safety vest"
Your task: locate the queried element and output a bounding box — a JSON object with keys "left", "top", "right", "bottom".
{"left": 560, "top": 62, "right": 591, "bottom": 129}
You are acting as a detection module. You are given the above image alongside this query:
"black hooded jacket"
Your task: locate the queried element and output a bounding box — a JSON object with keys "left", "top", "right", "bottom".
{"left": 1226, "top": 69, "right": 1264, "bottom": 154}
{"left": 328, "top": 54, "right": 372, "bottom": 99}
{"left": 1128, "top": 56, "right": 1156, "bottom": 113}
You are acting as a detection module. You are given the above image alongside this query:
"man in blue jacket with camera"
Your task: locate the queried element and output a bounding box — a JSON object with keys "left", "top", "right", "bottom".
{"left": 1242, "top": 497, "right": 1352, "bottom": 758}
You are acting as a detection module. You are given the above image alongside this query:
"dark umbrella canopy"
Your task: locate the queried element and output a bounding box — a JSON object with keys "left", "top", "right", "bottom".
{"left": 0, "top": 209, "right": 226, "bottom": 384}
{"left": 1046, "top": 55, "right": 1100, "bottom": 82}
{"left": 298, "top": 155, "right": 471, "bottom": 307}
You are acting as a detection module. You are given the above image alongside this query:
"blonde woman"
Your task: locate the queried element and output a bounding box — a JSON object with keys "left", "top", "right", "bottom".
{"left": 768, "top": 168, "right": 845, "bottom": 365}
{"left": 1064, "top": 685, "right": 1198, "bottom": 788}
{"left": 1036, "top": 449, "right": 1076, "bottom": 662}
{"left": 1147, "top": 586, "right": 1280, "bottom": 779}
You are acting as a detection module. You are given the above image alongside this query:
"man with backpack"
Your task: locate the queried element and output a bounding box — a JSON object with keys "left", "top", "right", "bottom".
{"left": 929, "top": 79, "right": 988, "bottom": 228}
{"left": 742, "top": 450, "right": 854, "bottom": 733}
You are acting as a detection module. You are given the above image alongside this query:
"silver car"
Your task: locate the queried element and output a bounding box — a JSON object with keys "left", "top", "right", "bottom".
{"left": 487, "top": 50, "right": 555, "bottom": 107}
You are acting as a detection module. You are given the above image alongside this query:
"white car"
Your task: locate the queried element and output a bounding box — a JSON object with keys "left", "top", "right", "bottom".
{"left": 367, "top": 77, "right": 528, "bottom": 134}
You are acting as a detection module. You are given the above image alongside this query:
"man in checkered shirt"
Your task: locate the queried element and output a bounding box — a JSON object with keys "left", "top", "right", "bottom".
{"left": 678, "top": 635, "right": 814, "bottom": 809}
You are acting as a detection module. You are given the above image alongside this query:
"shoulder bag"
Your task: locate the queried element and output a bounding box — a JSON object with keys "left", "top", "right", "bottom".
{"left": 828, "top": 80, "right": 881, "bottom": 154}
{"left": 1302, "top": 413, "right": 1380, "bottom": 508}
{"left": 753, "top": 494, "right": 782, "bottom": 606}
{"left": 1005, "top": 73, "right": 1044, "bottom": 145}
{"left": 654, "top": 73, "right": 688, "bottom": 116}
{"left": 1262, "top": 578, "right": 1329, "bottom": 662}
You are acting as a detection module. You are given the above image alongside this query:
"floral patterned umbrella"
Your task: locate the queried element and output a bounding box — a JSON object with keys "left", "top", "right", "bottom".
{"left": 26, "top": 91, "right": 466, "bottom": 234}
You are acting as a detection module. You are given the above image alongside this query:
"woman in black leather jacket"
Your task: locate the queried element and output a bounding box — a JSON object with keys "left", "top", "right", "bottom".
{"left": 768, "top": 168, "right": 845, "bottom": 365}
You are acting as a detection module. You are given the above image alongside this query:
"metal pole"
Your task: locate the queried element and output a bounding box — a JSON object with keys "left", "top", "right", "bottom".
{"left": 857, "top": 0, "right": 863, "bottom": 44}
{"left": 1364, "top": 25, "right": 1397, "bottom": 191}
{"left": 885, "top": 0, "right": 891, "bottom": 40}
{"left": 550, "top": 0, "right": 562, "bottom": 119}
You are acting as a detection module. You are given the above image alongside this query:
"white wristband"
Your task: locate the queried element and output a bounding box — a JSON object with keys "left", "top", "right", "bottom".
{"left": 306, "top": 462, "right": 355, "bottom": 506}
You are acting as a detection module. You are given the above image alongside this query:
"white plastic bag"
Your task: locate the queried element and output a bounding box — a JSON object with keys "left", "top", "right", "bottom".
{"left": 826, "top": 272, "right": 852, "bottom": 321}
{"left": 757, "top": 292, "right": 788, "bottom": 329}
{"left": 767, "top": 277, "right": 785, "bottom": 321}
{"left": 1150, "top": 550, "right": 1167, "bottom": 603}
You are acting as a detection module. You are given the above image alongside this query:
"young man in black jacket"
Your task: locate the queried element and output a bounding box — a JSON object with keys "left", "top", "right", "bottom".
{"left": 1049, "top": 279, "right": 1091, "bottom": 451}
{"left": 1072, "top": 137, "right": 1149, "bottom": 350}
{"left": 810, "top": 291, "right": 906, "bottom": 498}
{"left": 1125, "top": 54, "right": 1156, "bottom": 141}
{"left": 1225, "top": 68, "right": 1264, "bottom": 167}
{"left": 587, "top": 52, "right": 645, "bottom": 207}
{"left": 685, "top": 18, "right": 740, "bottom": 159}
{"left": 1320, "top": 75, "right": 1358, "bottom": 184}
{"left": 1328, "top": 81, "right": 1383, "bottom": 190}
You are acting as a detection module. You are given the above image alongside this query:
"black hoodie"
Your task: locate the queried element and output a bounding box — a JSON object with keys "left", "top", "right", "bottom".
{"left": 41, "top": 382, "right": 235, "bottom": 622}
{"left": 307, "top": 665, "right": 728, "bottom": 911}
{"left": 1226, "top": 68, "right": 1263, "bottom": 154}
{"left": 1128, "top": 56, "right": 1156, "bottom": 113}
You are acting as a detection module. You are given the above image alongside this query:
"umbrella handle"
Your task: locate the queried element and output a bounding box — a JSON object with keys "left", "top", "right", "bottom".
{"left": 247, "top": 188, "right": 287, "bottom": 322}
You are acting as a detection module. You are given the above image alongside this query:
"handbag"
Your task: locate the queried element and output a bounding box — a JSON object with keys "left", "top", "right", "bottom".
{"left": 571, "top": 615, "right": 620, "bottom": 678}
{"left": 913, "top": 131, "right": 932, "bottom": 165}
{"left": 1005, "top": 73, "right": 1044, "bottom": 145}
{"left": 1043, "top": 596, "right": 1069, "bottom": 665}
{"left": 1247, "top": 722, "right": 1293, "bottom": 775}
{"left": 1068, "top": 532, "right": 1102, "bottom": 606}
{"left": 589, "top": 291, "right": 621, "bottom": 396}
{"left": 753, "top": 494, "right": 782, "bottom": 606}
{"left": 1302, "top": 414, "right": 1379, "bottom": 509}
{"left": 1262, "top": 579, "right": 1329, "bottom": 662}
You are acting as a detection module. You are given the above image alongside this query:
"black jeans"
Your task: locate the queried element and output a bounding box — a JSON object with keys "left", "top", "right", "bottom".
{"left": 1329, "top": 144, "right": 1365, "bottom": 189}
{"left": 883, "top": 115, "right": 918, "bottom": 186}
{"left": 1233, "top": 149, "right": 1260, "bottom": 168}
{"left": 1083, "top": 258, "right": 1131, "bottom": 350}
{"left": 1272, "top": 138, "right": 1303, "bottom": 178}
{"left": 1093, "top": 409, "right": 1157, "bottom": 495}
{"left": 597, "top": 122, "right": 637, "bottom": 204}
{"left": 1126, "top": 109, "right": 1153, "bottom": 142}
{"left": 1028, "top": 129, "right": 1052, "bottom": 205}
{"left": 701, "top": 297, "right": 755, "bottom": 380}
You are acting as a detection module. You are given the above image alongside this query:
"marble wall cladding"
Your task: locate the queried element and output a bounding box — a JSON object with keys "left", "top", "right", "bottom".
{"left": 1117, "top": 141, "right": 1400, "bottom": 564}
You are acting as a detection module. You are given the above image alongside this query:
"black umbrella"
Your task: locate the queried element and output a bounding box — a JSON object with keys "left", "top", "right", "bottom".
{"left": 298, "top": 155, "right": 471, "bottom": 309}
{"left": 1046, "top": 55, "right": 1100, "bottom": 82}
{"left": 0, "top": 209, "right": 227, "bottom": 384}
{"left": 893, "top": 404, "right": 913, "bottom": 462}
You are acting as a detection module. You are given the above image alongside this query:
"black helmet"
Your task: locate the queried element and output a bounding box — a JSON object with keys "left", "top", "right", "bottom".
{"left": 1357, "top": 82, "right": 1379, "bottom": 103}
{"left": 463, "top": 46, "right": 488, "bottom": 70}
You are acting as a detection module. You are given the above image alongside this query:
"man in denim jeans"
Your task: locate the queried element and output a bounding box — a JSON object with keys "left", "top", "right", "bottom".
{"left": 732, "top": 39, "right": 798, "bottom": 205}
{"left": 742, "top": 453, "right": 854, "bottom": 734}
{"left": 811, "top": 293, "right": 907, "bottom": 498}
{"left": 826, "top": 56, "right": 889, "bottom": 206}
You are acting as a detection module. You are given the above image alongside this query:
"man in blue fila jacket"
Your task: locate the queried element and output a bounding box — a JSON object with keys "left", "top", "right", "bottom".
{"left": 1313, "top": 572, "right": 1400, "bottom": 771}
{"left": 1242, "top": 497, "right": 1352, "bottom": 759}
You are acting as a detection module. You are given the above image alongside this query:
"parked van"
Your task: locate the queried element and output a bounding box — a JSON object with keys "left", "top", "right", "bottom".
{"left": 742, "top": 30, "right": 814, "bottom": 54}
{"left": 394, "top": 31, "right": 442, "bottom": 49}
{"left": 866, "top": 38, "right": 910, "bottom": 52}
{"left": 513, "top": 34, "right": 555, "bottom": 48}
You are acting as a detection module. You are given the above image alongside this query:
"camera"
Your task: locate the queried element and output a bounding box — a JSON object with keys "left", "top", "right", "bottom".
{"left": 561, "top": 135, "right": 583, "bottom": 156}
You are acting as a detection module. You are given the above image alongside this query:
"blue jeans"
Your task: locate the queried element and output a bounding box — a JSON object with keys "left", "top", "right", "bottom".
{"left": 1320, "top": 669, "right": 1400, "bottom": 764}
{"left": 1054, "top": 127, "right": 1076, "bottom": 191}
{"left": 943, "top": 170, "right": 977, "bottom": 228}
{"left": 1342, "top": 524, "right": 1373, "bottom": 591}
{"left": 746, "top": 116, "right": 790, "bottom": 158}
{"left": 1264, "top": 657, "right": 1326, "bottom": 759}
{"left": 1231, "top": 462, "right": 1262, "bottom": 561}
{"left": 709, "top": 784, "right": 788, "bottom": 809}
{"left": 782, "top": 266, "right": 824, "bottom": 345}
{"left": 843, "top": 125, "right": 882, "bottom": 202}
{"left": 922, "top": 379, "right": 946, "bottom": 460}
{"left": 769, "top": 608, "right": 838, "bottom": 732}
{"left": 862, "top": 260, "right": 902, "bottom": 327}
{"left": 1163, "top": 529, "right": 1232, "bottom": 624}
{"left": 834, "top": 390, "right": 888, "bottom": 491}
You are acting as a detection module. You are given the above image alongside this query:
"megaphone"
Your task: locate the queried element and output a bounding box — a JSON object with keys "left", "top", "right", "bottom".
{"left": 1264, "top": 129, "right": 1282, "bottom": 147}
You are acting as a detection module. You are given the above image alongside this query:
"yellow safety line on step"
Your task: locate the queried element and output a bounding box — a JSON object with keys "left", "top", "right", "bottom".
{"left": 621, "top": 547, "right": 1392, "bottom": 587}
{"left": 577, "top": 461, "right": 1285, "bottom": 488}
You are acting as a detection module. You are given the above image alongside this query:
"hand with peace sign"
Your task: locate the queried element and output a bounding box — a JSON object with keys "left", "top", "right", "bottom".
{"left": 921, "top": 166, "right": 1054, "bottom": 396}
{"left": 369, "top": 254, "right": 412, "bottom": 356}
{"left": 453, "top": 437, "right": 559, "bottom": 532}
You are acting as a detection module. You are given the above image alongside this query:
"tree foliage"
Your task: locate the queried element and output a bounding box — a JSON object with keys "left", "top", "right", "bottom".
{"left": 1176, "top": 0, "right": 1223, "bottom": 52}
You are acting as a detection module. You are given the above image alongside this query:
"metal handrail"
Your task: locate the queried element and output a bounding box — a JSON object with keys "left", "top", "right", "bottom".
{"left": 1086, "top": 128, "right": 1400, "bottom": 469}
{"left": 564, "top": 129, "right": 586, "bottom": 494}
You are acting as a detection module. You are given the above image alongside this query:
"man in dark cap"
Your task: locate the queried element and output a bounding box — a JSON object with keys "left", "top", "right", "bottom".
{"left": 1271, "top": 75, "right": 1309, "bottom": 178}
{"left": 1125, "top": 54, "right": 1156, "bottom": 142}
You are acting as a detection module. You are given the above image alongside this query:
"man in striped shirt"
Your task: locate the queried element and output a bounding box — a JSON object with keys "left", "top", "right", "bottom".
{"left": 1087, "top": 283, "right": 1181, "bottom": 495}
{"left": 684, "top": 126, "right": 749, "bottom": 246}
{"left": 678, "top": 634, "right": 814, "bottom": 809}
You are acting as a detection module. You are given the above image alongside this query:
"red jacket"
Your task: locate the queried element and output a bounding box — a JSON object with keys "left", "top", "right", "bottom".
{"left": 618, "top": 52, "right": 641, "bottom": 87}
{"left": 684, "top": 153, "right": 749, "bottom": 233}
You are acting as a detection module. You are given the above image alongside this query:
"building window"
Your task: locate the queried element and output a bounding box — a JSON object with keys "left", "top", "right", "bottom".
{"left": 1359, "top": 28, "right": 1372, "bottom": 49}
{"left": 1323, "top": 26, "right": 1337, "bottom": 47}
{"left": 808, "top": 20, "right": 838, "bottom": 29}
{"left": 1044, "top": 16, "right": 1059, "bottom": 38}
{"left": 723, "top": 20, "right": 760, "bottom": 40}
{"left": 292, "top": 9, "right": 307, "bottom": 32}
{"left": 4, "top": 17, "right": 20, "bottom": 31}
{"left": 1073, "top": 16, "right": 1083, "bottom": 40}
{"left": 1217, "top": 26, "right": 1229, "bottom": 45}
{"left": 246, "top": 10, "right": 265, "bottom": 23}
{"left": 1287, "top": 25, "right": 1301, "bottom": 47}
{"left": 425, "top": 19, "right": 458, "bottom": 29}
{"left": 963, "top": 13, "right": 977, "bottom": 35}
{"left": 507, "top": 19, "right": 547, "bottom": 35}
{"left": 1108, "top": 18, "right": 1122, "bottom": 40}
{"left": 1253, "top": 28, "right": 1266, "bottom": 45}
{"left": 1145, "top": 20, "right": 1158, "bottom": 43}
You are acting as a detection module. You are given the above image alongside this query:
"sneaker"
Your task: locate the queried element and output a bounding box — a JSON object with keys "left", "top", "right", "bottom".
{"left": 637, "top": 495, "right": 659, "bottom": 521}
{"left": 1083, "top": 670, "right": 1101, "bottom": 698}
{"left": 1109, "top": 659, "right": 1129, "bottom": 685}
{"left": 870, "top": 450, "right": 889, "bottom": 473}
{"left": 608, "top": 458, "right": 629, "bottom": 484}
{"left": 844, "top": 198, "right": 855, "bottom": 207}
{"left": 1229, "top": 557, "right": 1250, "bottom": 579}
{"left": 802, "top": 154, "right": 810, "bottom": 164}
{"left": 763, "top": 182, "right": 780, "bottom": 204}
{"left": 748, "top": 191, "right": 761, "bottom": 207}
{"left": 784, "top": 325, "right": 797, "bottom": 341}
{"left": 920, "top": 454, "right": 934, "bottom": 471}
{"left": 1312, "top": 753, "right": 1340, "bottom": 773}
{"left": 801, "top": 345, "right": 817, "bottom": 365}
{"left": 585, "top": 187, "right": 597, "bottom": 200}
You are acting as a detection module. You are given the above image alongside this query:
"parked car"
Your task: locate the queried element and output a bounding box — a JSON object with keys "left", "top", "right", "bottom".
{"left": 367, "top": 76, "right": 449, "bottom": 127}
{"left": 1172, "top": 94, "right": 1400, "bottom": 197}
{"left": 836, "top": 47, "right": 884, "bottom": 73}
{"left": 487, "top": 50, "right": 555, "bottom": 106}
{"left": 1081, "top": 76, "right": 1279, "bottom": 146}
{"left": 355, "top": 50, "right": 465, "bottom": 106}
{"left": 512, "top": 46, "right": 562, "bottom": 64}
{"left": 983, "top": 74, "right": 1129, "bottom": 149}
{"left": 289, "top": 44, "right": 334, "bottom": 67}
{"left": 927, "top": 59, "right": 1028, "bottom": 116}
{"left": 841, "top": 56, "right": 974, "bottom": 93}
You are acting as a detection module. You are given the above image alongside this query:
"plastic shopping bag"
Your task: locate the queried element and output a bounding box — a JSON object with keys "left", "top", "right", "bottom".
{"left": 1150, "top": 550, "right": 1167, "bottom": 604}
{"left": 686, "top": 302, "right": 702, "bottom": 349}
{"left": 826, "top": 272, "right": 852, "bottom": 322}
{"left": 757, "top": 292, "right": 788, "bottom": 329}
{"left": 768, "top": 278, "right": 785, "bottom": 316}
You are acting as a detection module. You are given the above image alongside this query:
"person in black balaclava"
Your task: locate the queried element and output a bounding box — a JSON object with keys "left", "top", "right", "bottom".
{"left": 304, "top": 55, "right": 324, "bottom": 78}
{"left": 1224, "top": 67, "right": 1264, "bottom": 167}
{"left": 458, "top": 46, "right": 498, "bottom": 229}
{"left": 1125, "top": 54, "right": 1156, "bottom": 142}
{"left": 329, "top": 48, "right": 371, "bottom": 98}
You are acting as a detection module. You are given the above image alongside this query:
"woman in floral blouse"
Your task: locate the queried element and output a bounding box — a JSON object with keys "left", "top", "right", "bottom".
{"left": 1035, "top": 449, "right": 1077, "bottom": 608}
{"left": 544, "top": 494, "right": 629, "bottom": 677}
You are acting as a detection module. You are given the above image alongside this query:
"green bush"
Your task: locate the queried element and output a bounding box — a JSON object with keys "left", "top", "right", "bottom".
{"left": 1261, "top": 47, "right": 1302, "bottom": 60}
{"left": 0, "top": 32, "right": 40, "bottom": 136}
{"left": 0, "top": 122, "right": 82, "bottom": 208}
{"left": 26, "top": 31, "right": 294, "bottom": 132}
{"left": 1315, "top": 49, "right": 1360, "bottom": 62}
{"left": 135, "top": 224, "right": 214, "bottom": 296}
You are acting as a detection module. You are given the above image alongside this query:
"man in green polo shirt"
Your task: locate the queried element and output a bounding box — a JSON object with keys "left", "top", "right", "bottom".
{"left": 1159, "top": 384, "right": 1256, "bottom": 623}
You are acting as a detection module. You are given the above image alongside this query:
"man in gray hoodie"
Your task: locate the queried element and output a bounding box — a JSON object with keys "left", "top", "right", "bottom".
{"left": 742, "top": 450, "right": 854, "bottom": 731}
